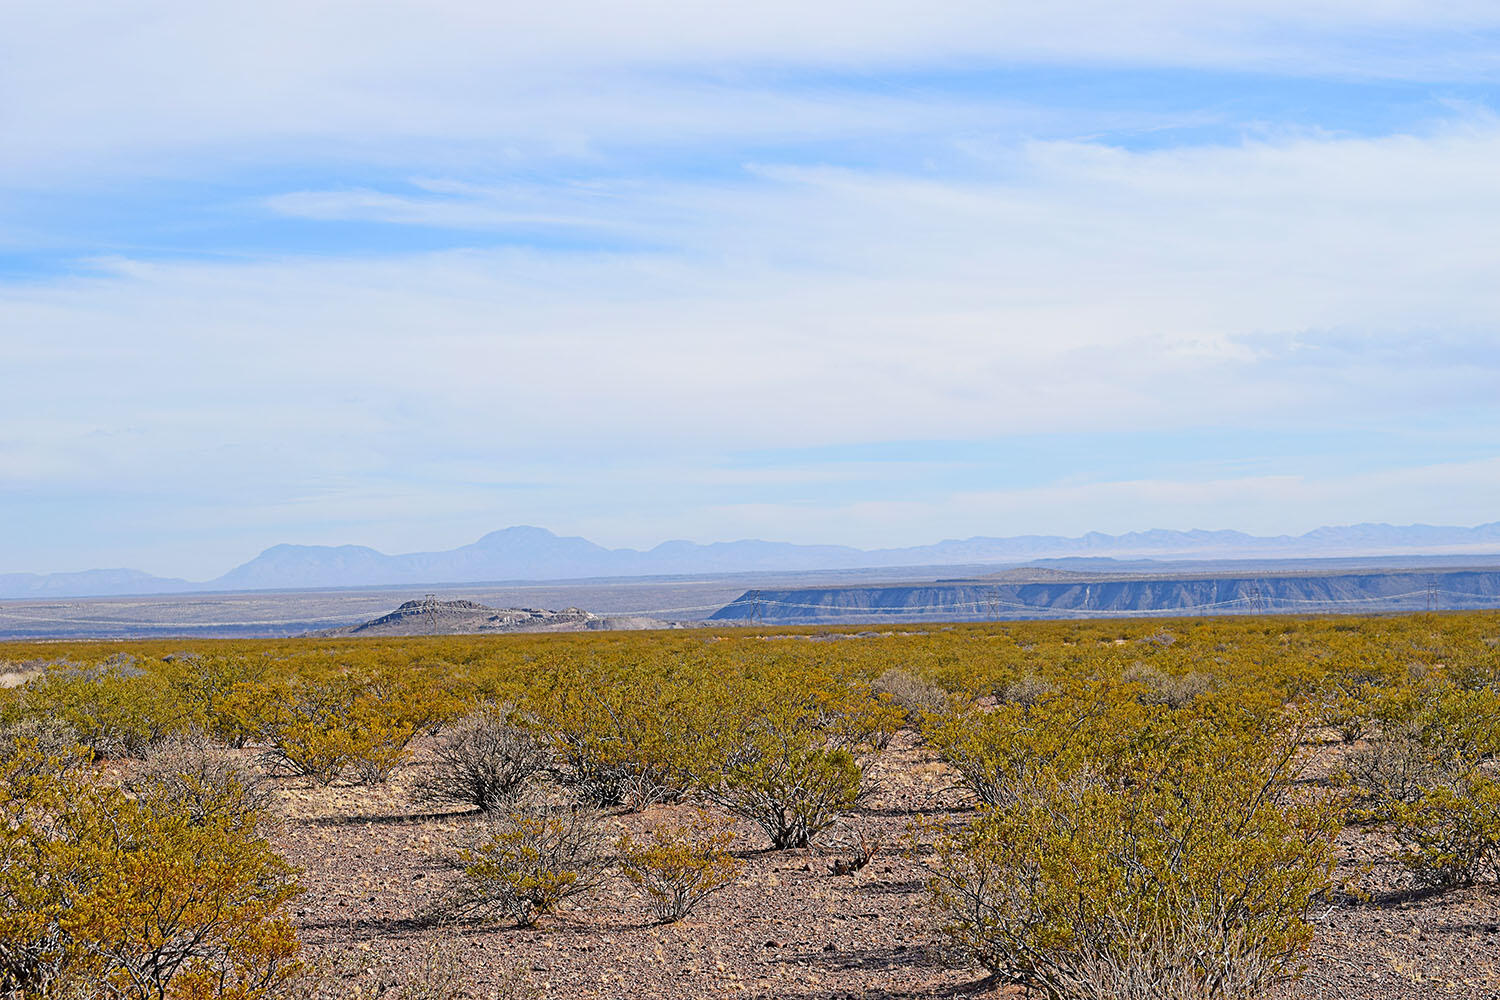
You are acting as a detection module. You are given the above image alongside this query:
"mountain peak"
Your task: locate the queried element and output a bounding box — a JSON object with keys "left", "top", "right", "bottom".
{"left": 8, "top": 521, "right": 1500, "bottom": 599}
{"left": 476, "top": 525, "right": 558, "bottom": 543}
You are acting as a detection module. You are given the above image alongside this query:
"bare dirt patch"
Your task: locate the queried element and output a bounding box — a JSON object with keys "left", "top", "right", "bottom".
{"left": 238, "top": 732, "right": 1500, "bottom": 1000}
{"left": 0, "top": 668, "right": 37, "bottom": 688}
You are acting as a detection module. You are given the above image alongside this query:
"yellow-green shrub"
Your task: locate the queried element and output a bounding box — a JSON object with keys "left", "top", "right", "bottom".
{"left": 1347, "top": 682, "right": 1500, "bottom": 811}
{"left": 242, "top": 675, "right": 418, "bottom": 785}
{"left": 445, "top": 805, "right": 610, "bottom": 927}
{"left": 1390, "top": 776, "right": 1500, "bottom": 889}
{"left": 925, "top": 712, "right": 1339, "bottom": 999}
{"left": 618, "top": 810, "right": 742, "bottom": 923}
{"left": 925, "top": 685, "right": 1133, "bottom": 809}
{"left": 0, "top": 739, "right": 302, "bottom": 999}
{"left": 709, "top": 738, "right": 865, "bottom": 848}
{"left": 17, "top": 659, "right": 198, "bottom": 758}
{"left": 532, "top": 667, "right": 720, "bottom": 810}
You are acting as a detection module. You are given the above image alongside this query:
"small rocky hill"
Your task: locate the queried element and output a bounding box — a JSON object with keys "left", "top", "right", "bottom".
{"left": 321, "top": 598, "right": 675, "bottom": 636}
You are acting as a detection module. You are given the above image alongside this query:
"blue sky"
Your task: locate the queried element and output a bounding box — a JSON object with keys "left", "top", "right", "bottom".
{"left": 3, "top": 2, "right": 1500, "bottom": 578}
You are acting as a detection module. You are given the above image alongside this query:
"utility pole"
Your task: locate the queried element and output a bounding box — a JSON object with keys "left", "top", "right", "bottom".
{"left": 1426, "top": 583, "right": 1439, "bottom": 613}
{"left": 425, "top": 593, "right": 437, "bottom": 634}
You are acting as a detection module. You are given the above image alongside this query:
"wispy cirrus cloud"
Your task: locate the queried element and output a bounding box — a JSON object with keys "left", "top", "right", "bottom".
{"left": 4, "top": 2, "right": 1500, "bottom": 178}
{"left": 5, "top": 2, "right": 1500, "bottom": 575}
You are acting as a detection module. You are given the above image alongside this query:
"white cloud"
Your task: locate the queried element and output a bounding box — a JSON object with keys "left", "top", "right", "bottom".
{"left": 3, "top": 2, "right": 1500, "bottom": 179}
{"left": 7, "top": 123, "right": 1500, "bottom": 478}
{"left": 6, "top": 3, "right": 1500, "bottom": 574}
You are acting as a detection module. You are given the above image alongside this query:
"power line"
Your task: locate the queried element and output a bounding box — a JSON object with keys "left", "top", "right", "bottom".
{"left": 3, "top": 585, "right": 1498, "bottom": 633}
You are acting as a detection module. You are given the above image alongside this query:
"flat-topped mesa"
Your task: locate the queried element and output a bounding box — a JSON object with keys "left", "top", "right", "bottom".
{"left": 710, "top": 567, "right": 1500, "bottom": 623}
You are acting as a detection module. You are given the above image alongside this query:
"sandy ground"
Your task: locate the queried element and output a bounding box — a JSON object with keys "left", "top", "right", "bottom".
{"left": 261, "top": 733, "right": 1500, "bottom": 1000}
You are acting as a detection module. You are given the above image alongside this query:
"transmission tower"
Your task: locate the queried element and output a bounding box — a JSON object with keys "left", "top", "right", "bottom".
{"left": 1248, "top": 582, "right": 1268, "bottom": 615}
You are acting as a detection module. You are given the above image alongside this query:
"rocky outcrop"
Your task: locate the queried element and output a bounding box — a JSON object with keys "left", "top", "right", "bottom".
{"left": 321, "top": 598, "right": 678, "bottom": 636}
{"left": 325, "top": 599, "right": 597, "bottom": 636}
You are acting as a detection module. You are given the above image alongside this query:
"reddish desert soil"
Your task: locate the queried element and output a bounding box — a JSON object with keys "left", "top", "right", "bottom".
{"left": 263, "top": 733, "right": 1500, "bottom": 1000}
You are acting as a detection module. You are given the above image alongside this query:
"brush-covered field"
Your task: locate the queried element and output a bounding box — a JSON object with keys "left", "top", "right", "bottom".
{"left": 3, "top": 615, "right": 1500, "bottom": 999}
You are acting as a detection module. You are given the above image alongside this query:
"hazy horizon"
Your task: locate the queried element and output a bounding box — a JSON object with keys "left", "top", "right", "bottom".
{"left": 5, "top": 4, "right": 1499, "bottom": 578}
{"left": 9, "top": 519, "right": 1500, "bottom": 587}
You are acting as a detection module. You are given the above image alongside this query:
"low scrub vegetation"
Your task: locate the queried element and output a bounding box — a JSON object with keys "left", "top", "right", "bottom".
{"left": 416, "top": 703, "right": 548, "bottom": 812}
{"left": 0, "top": 736, "right": 302, "bottom": 999}
{"left": 924, "top": 698, "right": 1338, "bottom": 999}
{"left": 617, "top": 810, "right": 742, "bottom": 923}
{"left": 444, "top": 803, "right": 612, "bottom": 927}
{"left": 0, "top": 612, "right": 1497, "bottom": 996}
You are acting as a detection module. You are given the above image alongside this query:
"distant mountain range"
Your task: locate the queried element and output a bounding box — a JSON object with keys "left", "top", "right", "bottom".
{"left": 5, "top": 522, "right": 1500, "bottom": 600}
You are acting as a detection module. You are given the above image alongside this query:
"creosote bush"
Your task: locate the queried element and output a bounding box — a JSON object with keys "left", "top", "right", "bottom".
{"left": 710, "top": 735, "right": 868, "bottom": 849}
{"left": 1339, "top": 680, "right": 1500, "bottom": 889}
{"left": 244, "top": 675, "right": 431, "bottom": 786}
{"left": 417, "top": 703, "right": 549, "bottom": 812}
{"left": 445, "top": 803, "right": 611, "bottom": 927}
{"left": 1389, "top": 775, "right": 1500, "bottom": 889}
{"left": 15, "top": 659, "right": 194, "bottom": 759}
{"left": 925, "top": 696, "right": 1340, "bottom": 1000}
{"left": 536, "top": 678, "right": 708, "bottom": 811}
{"left": 926, "top": 688, "right": 1119, "bottom": 809}
{"left": 0, "top": 738, "right": 303, "bottom": 999}
{"left": 128, "top": 728, "right": 273, "bottom": 829}
{"left": 617, "top": 810, "right": 742, "bottom": 923}
{"left": 705, "top": 681, "right": 893, "bottom": 849}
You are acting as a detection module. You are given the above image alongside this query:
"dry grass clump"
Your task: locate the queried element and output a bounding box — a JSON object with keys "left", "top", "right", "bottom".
{"left": 1122, "top": 661, "right": 1214, "bottom": 708}
{"left": 873, "top": 668, "right": 948, "bottom": 727}
{"left": 827, "top": 820, "right": 885, "bottom": 876}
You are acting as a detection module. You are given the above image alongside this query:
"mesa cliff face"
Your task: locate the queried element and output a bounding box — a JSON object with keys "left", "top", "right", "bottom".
{"left": 708, "top": 569, "right": 1500, "bottom": 622}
